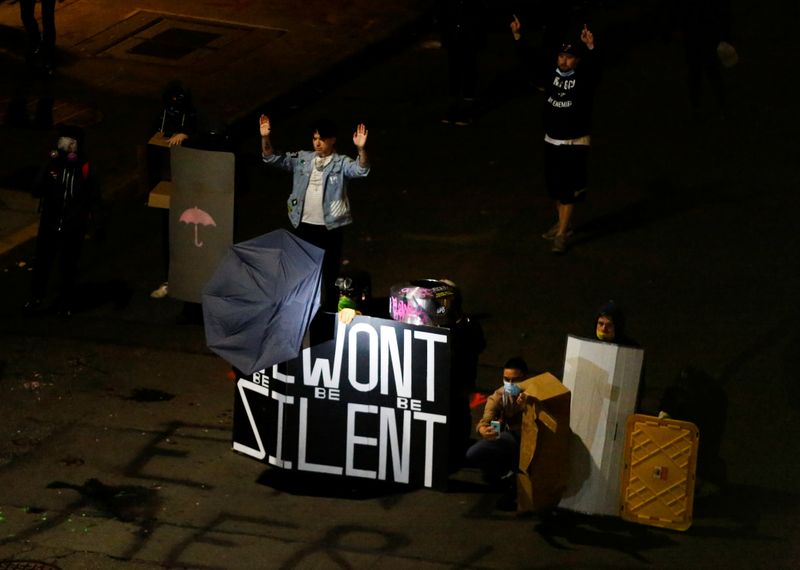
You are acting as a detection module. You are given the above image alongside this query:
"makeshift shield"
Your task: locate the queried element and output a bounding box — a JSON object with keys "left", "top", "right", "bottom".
{"left": 168, "top": 145, "right": 234, "bottom": 303}
{"left": 558, "top": 335, "right": 644, "bottom": 516}
{"left": 202, "top": 229, "right": 324, "bottom": 375}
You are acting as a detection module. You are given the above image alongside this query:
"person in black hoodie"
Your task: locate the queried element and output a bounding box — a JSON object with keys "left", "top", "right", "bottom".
{"left": 593, "top": 299, "right": 647, "bottom": 412}
{"left": 25, "top": 124, "right": 98, "bottom": 316}
{"left": 594, "top": 299, "right": 635, "bottom": 347}
{"left": 512, "top": 19, "right": 599, "bottom": 254}
{"left": 157, "top": 80, "right": 197, "bottom": 146}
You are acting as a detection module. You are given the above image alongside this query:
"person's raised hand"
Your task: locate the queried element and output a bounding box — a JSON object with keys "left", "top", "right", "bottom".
{"left": 581, "top": 24, "right": 595, "bottom": 50}
{"left": 352, "top": 123, "right": 368, "bottom": 149}
{"left": 259, "top": 114, "right": 271, "bottom": 137}
{"left": 510, "top": 14, "right": 522, "bottom": 39}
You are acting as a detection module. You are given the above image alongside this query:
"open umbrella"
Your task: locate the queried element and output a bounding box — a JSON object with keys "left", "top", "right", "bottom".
{"left": 202, "top": 229, "right": 324, "bottom": 375}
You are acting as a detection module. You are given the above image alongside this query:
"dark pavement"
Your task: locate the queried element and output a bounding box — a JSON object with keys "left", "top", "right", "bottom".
{"left": 1, "top": 0, "right": 799, "bottom": 568}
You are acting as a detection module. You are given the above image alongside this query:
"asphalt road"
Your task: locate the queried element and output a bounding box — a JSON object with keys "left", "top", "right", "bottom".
{"left": 1, "top": 0, "right": 799, "bottom": 568}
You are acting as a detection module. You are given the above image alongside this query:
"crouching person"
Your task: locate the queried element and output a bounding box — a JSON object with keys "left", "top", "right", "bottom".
{"left": 465, "top": 357, "right": 529, "bottom": 509}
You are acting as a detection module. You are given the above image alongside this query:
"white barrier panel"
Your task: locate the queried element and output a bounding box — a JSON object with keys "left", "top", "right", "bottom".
{"left": 559, "top": 335, "right": 643, "bottom": 515}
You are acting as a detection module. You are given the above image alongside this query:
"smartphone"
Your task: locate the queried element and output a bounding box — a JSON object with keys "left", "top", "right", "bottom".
{"left": 490, "top": 420, "right": 501, "bottom": 434}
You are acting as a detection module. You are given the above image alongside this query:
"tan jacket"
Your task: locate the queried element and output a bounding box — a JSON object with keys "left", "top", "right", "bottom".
{"left": 477, "top": 385, "right": 525, "bottom": 433}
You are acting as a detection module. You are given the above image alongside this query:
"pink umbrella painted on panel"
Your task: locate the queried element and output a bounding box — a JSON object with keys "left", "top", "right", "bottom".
{"left": 179, "top": 206, "right": 216, "bottom": 247}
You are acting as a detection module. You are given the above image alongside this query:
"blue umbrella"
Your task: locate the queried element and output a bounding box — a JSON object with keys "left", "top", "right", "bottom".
{"left": 202, "top": 229, "right": 324, "bottom": 375}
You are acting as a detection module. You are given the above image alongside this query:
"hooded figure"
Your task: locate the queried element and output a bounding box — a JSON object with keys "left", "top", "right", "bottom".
{"left": 594, "top": 299, "right": 637, "bottom": 347}
{"left": 36, "top": 125, "right": 94, "bottom": 229}
{"left": 159, "top": 80, "right": 196, "bottom": 138}
{"left": 594, "top": 300, "right": 646, "bottom": 410}
{"left": 25, "top": 124, "right": 98, "bottom": 316}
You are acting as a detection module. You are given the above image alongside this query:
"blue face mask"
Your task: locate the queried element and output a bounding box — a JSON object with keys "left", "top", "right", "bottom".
{"left": 503, "top": 381, "right": 522, "bottom": 397}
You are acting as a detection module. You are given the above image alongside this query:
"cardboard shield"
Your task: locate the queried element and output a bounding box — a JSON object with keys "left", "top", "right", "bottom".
{"left": 516, "top": 373, "right": 571, "bottom": 513}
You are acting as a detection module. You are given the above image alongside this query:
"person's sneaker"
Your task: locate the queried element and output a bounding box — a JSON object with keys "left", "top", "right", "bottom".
{"left": 551, "top": 234, "right": 568, "bottom": 254}
{"left": 542, "top": 223, "right": 574, "bottom": 240}
{"left": 150, "top": 282, "right": 169, "bottom": 299}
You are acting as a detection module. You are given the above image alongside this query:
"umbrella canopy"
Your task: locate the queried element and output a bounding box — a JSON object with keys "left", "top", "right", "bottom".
{"left": 202, "top": 229, "right": 325, "bottom": 375}
{"left": 179, "top": 206, "right": 216, "bottom": 226}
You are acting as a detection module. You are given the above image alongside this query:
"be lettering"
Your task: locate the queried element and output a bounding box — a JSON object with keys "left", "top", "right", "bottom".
{"left": 314, "top": 387, "right": 341, "bottom": 401}
{"left": 396, "top": 397, "right": 422, "bottom": 411}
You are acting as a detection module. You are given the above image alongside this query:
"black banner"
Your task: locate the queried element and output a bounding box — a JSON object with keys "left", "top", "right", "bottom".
{"left": 232, "top": 315, "right": 451, "bottom": 488}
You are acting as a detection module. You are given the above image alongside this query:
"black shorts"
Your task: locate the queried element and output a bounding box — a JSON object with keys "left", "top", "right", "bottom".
{"left": 544, "top": 142, "right": 589, "bottom": 205}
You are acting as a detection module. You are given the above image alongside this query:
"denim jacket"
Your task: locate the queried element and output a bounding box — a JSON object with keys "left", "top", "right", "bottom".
{"left": 262, "top": 150, "right": 370, "bottom": 229}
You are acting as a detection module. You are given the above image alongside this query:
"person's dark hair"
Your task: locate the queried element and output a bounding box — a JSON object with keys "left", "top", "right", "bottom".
{"left": 596, "top": 300, "right": 625, "bottom": 333}
{"left": 311, "top": 118, "right": 338, "bottom": 140}
{"left": 504, "top": 357, "right": 528, "bottom": 375}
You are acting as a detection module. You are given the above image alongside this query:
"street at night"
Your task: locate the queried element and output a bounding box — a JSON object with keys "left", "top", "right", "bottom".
{"left": 1, "top": 0, "right": 799, "bottom": 568}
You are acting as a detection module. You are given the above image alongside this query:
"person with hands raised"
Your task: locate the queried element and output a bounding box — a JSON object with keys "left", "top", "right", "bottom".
{"left": 259, "top": 114, "right": 370, "bottom": 310}
{"left": 512, "top": 18, "right": 600, "bottom": 255}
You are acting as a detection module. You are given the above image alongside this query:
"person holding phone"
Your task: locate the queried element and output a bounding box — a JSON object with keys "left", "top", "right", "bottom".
{"left": 465, "top": 357, "right": 529, "bottom": 507}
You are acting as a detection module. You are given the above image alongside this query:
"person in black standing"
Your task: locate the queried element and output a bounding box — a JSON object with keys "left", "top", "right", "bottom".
{"left": 19, "top": 0, "right": 62, "bottom": 74}
{"left": 513, "top": 19, "right": 599, "bottom": 255}
{"left": 25, "top": 125, "right": 98, "bottom": 317}
{"left": 441, "top": 280, "right": 486, "bottom": 471}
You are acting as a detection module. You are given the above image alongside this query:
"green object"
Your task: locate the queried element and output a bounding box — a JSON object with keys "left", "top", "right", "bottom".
{"left": 338, "top": 295, "right": 358, "bottom": 312}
